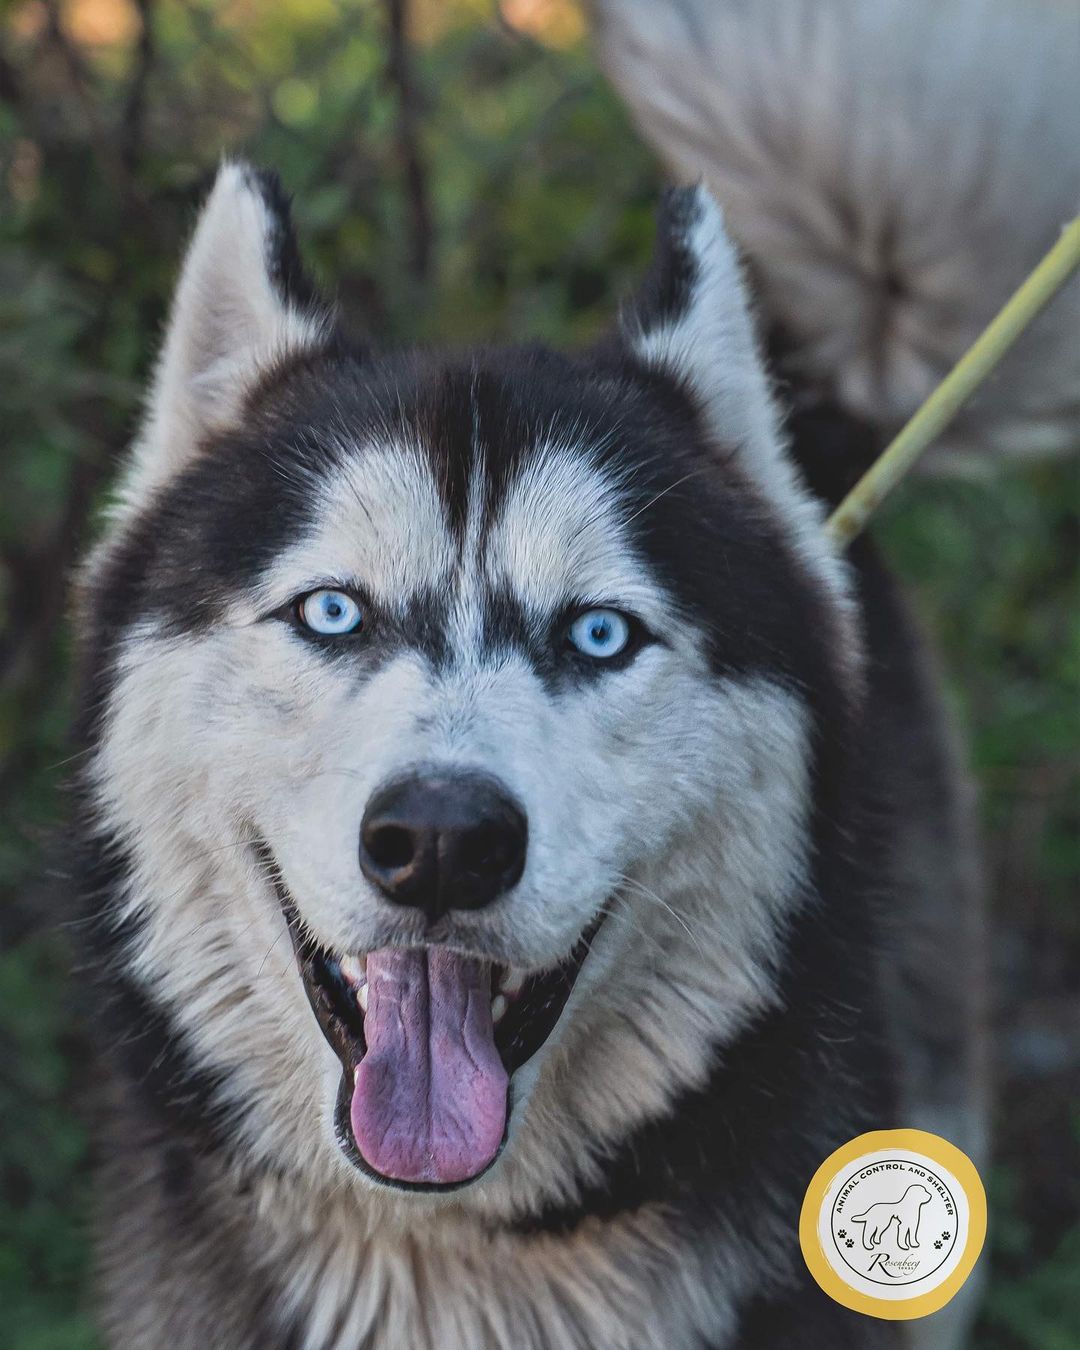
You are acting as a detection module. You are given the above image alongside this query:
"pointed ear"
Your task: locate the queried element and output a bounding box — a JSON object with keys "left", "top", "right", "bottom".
{"left": 621, "top": 184, "right": 793, "bottom": 505}
{"left": 121, "top": 160, "right": 330, "bottom": 508}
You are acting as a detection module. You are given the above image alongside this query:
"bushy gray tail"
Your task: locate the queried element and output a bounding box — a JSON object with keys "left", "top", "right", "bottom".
{"left": 592, "top": 0, "right": 1080, "bottom": 469}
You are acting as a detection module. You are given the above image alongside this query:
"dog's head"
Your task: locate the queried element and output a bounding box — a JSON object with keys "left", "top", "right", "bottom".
{"left": 78, "top": 164, "right": 859, "bottom": 1216}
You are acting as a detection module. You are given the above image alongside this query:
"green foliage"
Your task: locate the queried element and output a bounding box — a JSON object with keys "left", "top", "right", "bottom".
{"left": 879, "top": 465, "right": 1080, "bottom": 924}
{"left": 1, "top": 3, "right": 1077, "bottom": 1346}
{"left": 987, "top": 1227, "right": 1080, "bottom": 1350}
{"left": 980, "top": 1164, "right": 1080, "bottom": 1350}
{"left": 0, "top": 936, "right": 99, "bottom": 1350}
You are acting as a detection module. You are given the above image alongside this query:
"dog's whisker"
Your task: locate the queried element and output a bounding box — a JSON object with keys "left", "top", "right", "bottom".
{"left": 619, "top": 467, "right": 711, "bottom": 526}
{"left": 255, "top": 926, "right": 292, "bottom": 981}
{"left": 612, "top": 872, "right": 708, "bottom": 960}
{"left": 589, "top": 901, "right": 667, "bottom": 960}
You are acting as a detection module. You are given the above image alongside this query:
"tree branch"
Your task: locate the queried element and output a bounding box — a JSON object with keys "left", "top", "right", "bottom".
{"left": 41, "top": 0, "right": 142, "bottom": 208}
{"left": 121, "top": 0, "right": 156, "bottom": 174}
{"left": 383, "top": 0, "right": 432, "bottom": 285}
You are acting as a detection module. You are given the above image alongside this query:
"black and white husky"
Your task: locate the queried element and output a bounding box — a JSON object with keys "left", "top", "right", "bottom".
{"left": 74, "top": 3, "right": 1079, "bottom": 1344}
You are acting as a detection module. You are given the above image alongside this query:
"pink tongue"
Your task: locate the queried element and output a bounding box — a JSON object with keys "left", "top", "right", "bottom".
{"left": 351, "top": 947, "right": 508, "bottom": 1185}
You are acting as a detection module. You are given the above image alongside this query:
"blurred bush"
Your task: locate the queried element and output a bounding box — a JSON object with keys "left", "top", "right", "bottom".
{"left": 0, "top": 2, "right": 1076, "bottom": 1346}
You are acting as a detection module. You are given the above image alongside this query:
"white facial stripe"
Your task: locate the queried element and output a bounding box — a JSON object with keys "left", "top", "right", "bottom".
{"left": 445, "top": 427, "right": 490, "bottom": 653}
{"left": 485, "top": 441, "right": 665, "bottom": 621}
{"left": 254, "top": 439, "right": 455, "bottom": 616}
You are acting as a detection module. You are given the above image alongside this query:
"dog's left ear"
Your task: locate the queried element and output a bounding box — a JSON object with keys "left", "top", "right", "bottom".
{"left": 119, "top": 160, "right": 330, "bottom": 511}
{"left": 620, "top": 185, "right": 795, "bottom": 506}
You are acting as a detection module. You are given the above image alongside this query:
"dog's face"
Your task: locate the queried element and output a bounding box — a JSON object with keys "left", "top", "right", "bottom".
{"left": 79, "top": 166, "right": 856, "bottom": 1216}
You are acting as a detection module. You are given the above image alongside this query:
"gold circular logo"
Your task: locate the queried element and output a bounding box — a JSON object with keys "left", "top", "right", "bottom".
{"left": 799, "top": 1129, "right": 986, "bottom": 1320}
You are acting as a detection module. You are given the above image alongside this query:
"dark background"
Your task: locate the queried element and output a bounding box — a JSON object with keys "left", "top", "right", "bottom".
{"left": 1, "top": 1, "right": 1077, "bottom": 1345}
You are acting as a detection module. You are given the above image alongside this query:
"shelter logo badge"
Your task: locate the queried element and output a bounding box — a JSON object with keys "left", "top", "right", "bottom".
{"left": 799, "top": 1129, "right": 987, "bottom": 1319}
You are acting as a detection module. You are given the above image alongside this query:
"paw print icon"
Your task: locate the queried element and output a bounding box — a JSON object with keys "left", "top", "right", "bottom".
{"left": 837, "top": 1229, "right": 847, "bottom": 1239}
{"left": 941, "top": 1231, "right": 951, "bottom": 1241}
{"left": 845, "top": 1239, "right": 855, "bottom": 1248}
{"left": 933, "top": 1240, "right": 943, "bottom": 1249}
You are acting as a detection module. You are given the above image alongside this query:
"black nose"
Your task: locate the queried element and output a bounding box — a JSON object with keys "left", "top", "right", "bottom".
{"left": 359, "top": 772, "right": 527, "bottom": 921}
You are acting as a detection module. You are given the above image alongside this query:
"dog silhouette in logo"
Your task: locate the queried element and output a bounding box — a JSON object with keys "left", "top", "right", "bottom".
{"left": 850, "top": 1184, "right": 932, "bottom": 1251}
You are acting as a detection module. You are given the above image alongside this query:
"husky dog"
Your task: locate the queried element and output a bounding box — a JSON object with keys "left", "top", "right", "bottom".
{"left": 84, "top": 0, "right": 1080, "bottom": 1328}
{"left": 74, "top": 161, "right": 986, "bottom": 1350}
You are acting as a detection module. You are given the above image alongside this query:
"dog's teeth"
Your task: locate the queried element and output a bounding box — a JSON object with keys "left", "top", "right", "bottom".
{"left": 500, "top": 967, "right": 527, "bottom": 997}
{"left": 491, "top": 994, "right": 508, "bottom": 1023}
{"left": 340, "top": 954, "right": 366, "bottom": 988}
{"left": 357, "top": 983, "right": 369, "bottom": 1013}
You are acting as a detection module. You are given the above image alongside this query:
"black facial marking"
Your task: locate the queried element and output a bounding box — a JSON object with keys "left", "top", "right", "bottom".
{"left": 418, "top": 366, "right": 478, "bottom": 544}
{"left": 479, "top": 584, "right": 540, "bottom": 659}
{"left": 472, "top": 350, "right": 557, "bottom": 538}
{"left": 401, "top": 586, "right": 451, "bottom": 669}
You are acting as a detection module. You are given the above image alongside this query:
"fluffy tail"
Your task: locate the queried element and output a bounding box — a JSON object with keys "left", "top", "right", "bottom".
{"left": 592, "top": 0, "right": 1080, "bottom": 469}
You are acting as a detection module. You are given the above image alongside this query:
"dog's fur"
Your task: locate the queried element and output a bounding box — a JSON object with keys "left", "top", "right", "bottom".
{"left": 70, "top": 13, "right": 1014, "bottom": 1342}
{"left": 592, "top": 0, "right": 1080, "bottom": 470}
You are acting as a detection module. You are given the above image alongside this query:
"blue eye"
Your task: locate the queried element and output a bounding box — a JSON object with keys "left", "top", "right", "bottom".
{"left": 568, "top": 608, "right": 632, "bottom": 660}
{"left": 299, "top": 589, "right": 364, "bottom": 636}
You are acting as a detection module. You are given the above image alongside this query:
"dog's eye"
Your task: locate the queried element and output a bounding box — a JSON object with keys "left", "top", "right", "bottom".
{"left": 298, "top": 589, "right": 364, "bottom": 636}
{"left": 567, "top": 608, "right": 632, "bottom": 660}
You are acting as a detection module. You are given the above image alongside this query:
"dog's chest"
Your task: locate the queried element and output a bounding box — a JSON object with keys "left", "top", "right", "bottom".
{"left": 273, "top": 1206, "right": 740, "bottom": 1350}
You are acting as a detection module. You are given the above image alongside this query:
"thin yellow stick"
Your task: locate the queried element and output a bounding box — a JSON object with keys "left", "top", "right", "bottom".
{"left": 826, "top": 216, "right": 1080, "bottom": 546}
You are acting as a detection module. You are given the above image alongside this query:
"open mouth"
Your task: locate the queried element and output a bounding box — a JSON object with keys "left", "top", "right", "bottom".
{"left": 261, "top": 851, "right": 602, "bottom": 1192}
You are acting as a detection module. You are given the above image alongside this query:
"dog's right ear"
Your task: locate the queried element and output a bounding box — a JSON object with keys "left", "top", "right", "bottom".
{"left": 119, "top": 160, "right": 330, "bottom": 511}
